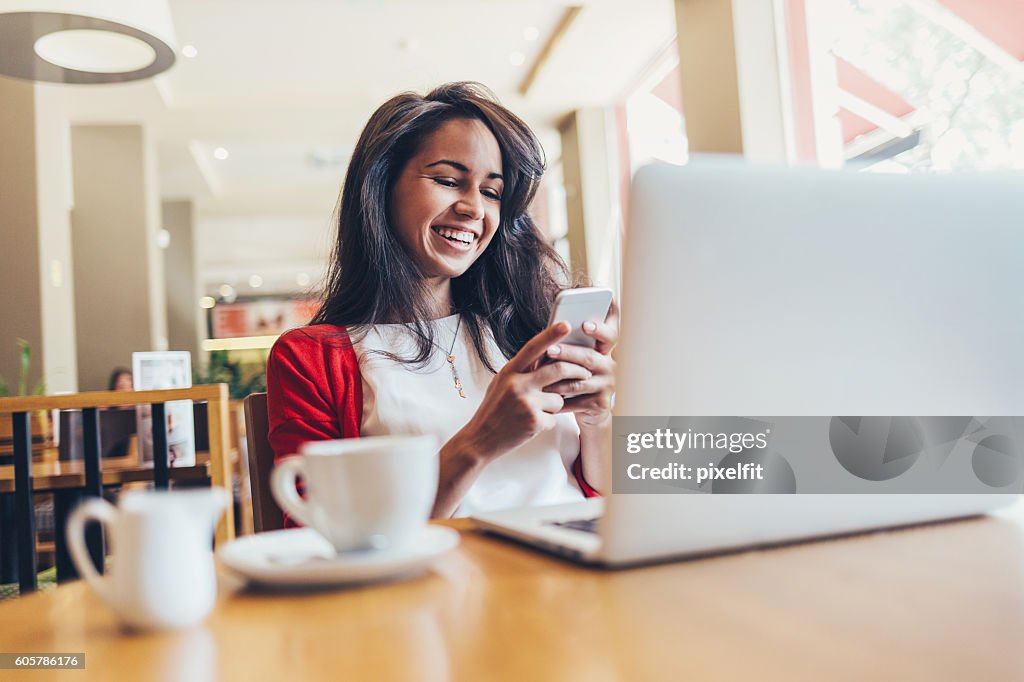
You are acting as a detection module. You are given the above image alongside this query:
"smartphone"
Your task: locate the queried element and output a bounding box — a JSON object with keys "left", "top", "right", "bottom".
{"left": 547, "top": 287, "right": 614, "bottom": 349}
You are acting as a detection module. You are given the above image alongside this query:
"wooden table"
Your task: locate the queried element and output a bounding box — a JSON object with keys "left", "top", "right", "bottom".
{"left": 0, "top": 456, "right": 210, "bottom": 494}
{"left": 2, "top": 512, "right": 1024, "bottom": 681}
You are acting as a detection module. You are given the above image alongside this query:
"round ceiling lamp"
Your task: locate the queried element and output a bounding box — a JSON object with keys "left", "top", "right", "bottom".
{"left": 0, "top": 1, "right": 177, "bottom": 84}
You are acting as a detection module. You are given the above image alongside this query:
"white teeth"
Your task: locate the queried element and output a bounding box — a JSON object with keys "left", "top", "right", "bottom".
{"left": 434, "top": 227, "right": 474, "bottom": 244}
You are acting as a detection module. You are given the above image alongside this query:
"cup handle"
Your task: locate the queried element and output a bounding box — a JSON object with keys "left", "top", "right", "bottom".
{"left": 271, "top": 458, "right": 313, "bottom": 527}
{"left": 66, "top": 498, "right": 117, "bottom": 603}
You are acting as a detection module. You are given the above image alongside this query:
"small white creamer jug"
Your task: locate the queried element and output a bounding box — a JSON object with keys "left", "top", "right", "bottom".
{"left": 66, "top": 488, "right": 229, "bottom": 630}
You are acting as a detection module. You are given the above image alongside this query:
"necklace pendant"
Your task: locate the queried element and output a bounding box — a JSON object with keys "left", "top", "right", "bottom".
{"left": 448, "top": 360, "right": 466, "bottom": 398}
{"left": 438, "top": 317, "right": 466, "bottom": 398}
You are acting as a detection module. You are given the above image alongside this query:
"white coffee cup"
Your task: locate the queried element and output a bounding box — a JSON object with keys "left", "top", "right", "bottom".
{"left": 271, "top": 435, "right": 439, "bottom": 553}
{"left": 66, "top": 488, "right": 229, "bottom": 630}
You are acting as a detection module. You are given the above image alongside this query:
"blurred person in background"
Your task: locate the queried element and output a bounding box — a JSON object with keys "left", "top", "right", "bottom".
{"left": 108, "top": 367, "right": 133, "bottom": 391}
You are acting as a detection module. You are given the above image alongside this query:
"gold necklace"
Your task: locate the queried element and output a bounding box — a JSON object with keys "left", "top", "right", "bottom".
{"left": 436, "top": 315, "right": 466, "bottom": 399}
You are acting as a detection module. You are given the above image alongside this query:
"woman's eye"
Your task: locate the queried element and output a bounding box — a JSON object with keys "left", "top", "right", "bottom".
{"left": 483, "top": 188, "right": 502, "bottom": 201}
{"left": 432, "top": 177, "right": 457, "bottom": 188}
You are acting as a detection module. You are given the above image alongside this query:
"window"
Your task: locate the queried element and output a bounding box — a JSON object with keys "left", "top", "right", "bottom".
{"left": 787, "top": 0, "right": 1024, "bottom": 172}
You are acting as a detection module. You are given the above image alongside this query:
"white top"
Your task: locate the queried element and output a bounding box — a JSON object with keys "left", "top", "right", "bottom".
{"left": 353, "top": 314, "right": 584, "bottom": 517}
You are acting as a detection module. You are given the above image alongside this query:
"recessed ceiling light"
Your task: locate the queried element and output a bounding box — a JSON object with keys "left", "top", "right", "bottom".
{"left": 182, "top": 44, "right": 198, "bottom": 58}
{"left": 199, "top": 296, "right": 216, "bottom": 309}
{"left": 296, "top": 273, "right": 311, "bottom": 287}
{"left": 249, "top": 274, "right": 263, "bottom": 288}
{"left": 157, "top": 229, "right": 171, "bottom": 249}
{"left": 509, "top": 51, "right": 525, "bottom": 66}
{"left": 217, "top": 284, "right": 236, "bottom": 303}
{"left": 523, "top": 27, "right": 540, "bottom": 42}
{"left": 213, "top": 146, "right": 229, "bottom": 160}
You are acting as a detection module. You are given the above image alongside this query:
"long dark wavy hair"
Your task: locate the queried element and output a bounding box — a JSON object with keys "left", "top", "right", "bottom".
{"left": 311, "top": 82, "right": 571, "bottom": 371}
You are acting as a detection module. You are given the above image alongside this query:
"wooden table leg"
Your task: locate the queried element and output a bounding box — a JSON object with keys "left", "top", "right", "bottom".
{"left": 81, "top": 408, "right": 104, "bottom": 573}
{"left": 53, "top": 488, "right": 82, "bottom": 583}
{"left": 0, "top": 493, "right": 17, "bottom": 584}
{"left": 152, "top": 403, "right": 169, "bottom": 490}
{"left": 13, "top": 411, "right": 37, "bottom": 593}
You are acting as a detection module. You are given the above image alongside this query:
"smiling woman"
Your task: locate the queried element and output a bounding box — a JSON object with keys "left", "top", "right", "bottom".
{"left": 266, "top": 82, "right": 618, "bottom": 519}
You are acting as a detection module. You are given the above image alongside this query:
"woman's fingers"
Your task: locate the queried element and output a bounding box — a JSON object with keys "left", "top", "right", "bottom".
{"left": 507, "top": 322, "right": 571, "bottom": 373}
{"left": 581, "top": 318, "right": 617, "bottom": 350}
{"left": 543, "top": 377, "right": 602, "bottom": 399}
{"left": 558, "top": 393, "right": 613, "bottom": 416}
{"left": 536, "top": 391, "right": 564, "bottom": 414}
{"left": 531, "top": 360, "right": 592, "bottom": 389}
{"left": 588, "top": 299, "right": 619, "bottom": 355}
{"left": 544, "top": 343, "right": 612, "bottom": 374}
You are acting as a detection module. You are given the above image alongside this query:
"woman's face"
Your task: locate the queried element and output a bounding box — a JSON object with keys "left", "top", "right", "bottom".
{"left": 390, "top": 117, "right": 504, "bottom": 283}
{"left": 114, "top": 372, "right": 133, "bottom": 391}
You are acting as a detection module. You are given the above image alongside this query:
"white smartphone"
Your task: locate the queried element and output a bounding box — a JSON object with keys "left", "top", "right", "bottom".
{"left": 547, "top": 287, "right": 614, "bottom": 349}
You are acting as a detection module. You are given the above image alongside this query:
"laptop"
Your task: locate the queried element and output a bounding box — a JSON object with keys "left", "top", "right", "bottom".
{"left": 473, "top": 159, "right": 1023, "bottom": 567}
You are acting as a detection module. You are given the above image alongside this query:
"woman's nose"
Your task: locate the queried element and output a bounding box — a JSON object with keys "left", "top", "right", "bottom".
{"left": 454, "top": 191, "right": 485, "bottom": 220}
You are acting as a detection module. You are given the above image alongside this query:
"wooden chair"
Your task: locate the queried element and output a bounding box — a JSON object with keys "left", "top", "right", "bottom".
{"left": 242, "top": 393, "right": 284, "bottom": 532}
{"left": 0, "top": 385, "right": 234, "bottom": 594}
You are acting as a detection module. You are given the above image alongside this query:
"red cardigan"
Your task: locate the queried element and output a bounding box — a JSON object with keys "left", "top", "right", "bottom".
{"left": 266, "top": 324, "right": 599, "bottom": 497}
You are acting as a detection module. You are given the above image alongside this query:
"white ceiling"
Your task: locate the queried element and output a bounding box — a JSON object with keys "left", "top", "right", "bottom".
{"left": 48, "top": 0, "right": 676, "bottom": 294}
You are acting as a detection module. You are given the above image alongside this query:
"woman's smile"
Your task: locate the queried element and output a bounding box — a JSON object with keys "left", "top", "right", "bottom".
{"left": 431, "top": 225, "right": 478, "bottom": 249}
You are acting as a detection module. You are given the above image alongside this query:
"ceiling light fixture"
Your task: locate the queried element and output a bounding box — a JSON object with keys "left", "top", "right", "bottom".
{"left": 509, "top": 51, "right": 525, "bottom": 66}
{"left": 181, "top": 44, "right": 197, "bottom": 58}
{"left": 523, "top": 26, "right": 539, "bottom": 42}
{"left": 213, "top": 146, "right": 229, "bottom": 160}
{"left": 0, "top": 0, "right": 178, "bottom": 84}
{"left": 248, "top": 275, "right": 263, "bottom": 288}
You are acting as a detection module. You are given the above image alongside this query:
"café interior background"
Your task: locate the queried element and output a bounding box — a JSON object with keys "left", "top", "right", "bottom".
{"left": 1, "top": 0, "right": 1021, "bottom": 395}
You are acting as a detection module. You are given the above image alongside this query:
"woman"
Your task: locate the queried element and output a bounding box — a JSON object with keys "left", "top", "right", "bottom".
{"left": 107, "top": 367, "right": 133, "bottom": 392}
{"left": 267, "top": 82, "right": 616, "bottom": 518}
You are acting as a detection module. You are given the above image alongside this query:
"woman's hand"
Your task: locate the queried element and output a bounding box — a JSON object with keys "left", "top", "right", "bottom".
{"left": 434, "top": 322, "right": 589, "bottom": 517}
{"left": 454, "top": 321, "right": 593, "bottom": 460}
{"left": 433, "top": 318, "right": 608, "bottom": 516}
{"left": 543, "top": 301, "right": 618, "bottom": 428}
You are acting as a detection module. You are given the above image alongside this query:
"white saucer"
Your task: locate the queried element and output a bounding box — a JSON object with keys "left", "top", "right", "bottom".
{"left": 217, "top": 526, "right": 460, "bottom": 588}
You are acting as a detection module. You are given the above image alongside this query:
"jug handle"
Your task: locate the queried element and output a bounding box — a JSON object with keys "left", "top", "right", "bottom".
{"left": 66, "top": 498, "right": 117, "bottom": 603}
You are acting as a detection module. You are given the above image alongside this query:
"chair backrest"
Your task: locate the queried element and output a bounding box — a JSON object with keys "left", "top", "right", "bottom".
{"left": 0, "top": 384, "right": 235, "bottom": 594}
{"left": 242, "top": 393, "right": 284, "bottom": 532}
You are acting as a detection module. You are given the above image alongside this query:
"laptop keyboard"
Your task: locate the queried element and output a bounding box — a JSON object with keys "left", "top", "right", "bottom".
{"left": 547, "top": 517, "right": 600, "bottom": 534}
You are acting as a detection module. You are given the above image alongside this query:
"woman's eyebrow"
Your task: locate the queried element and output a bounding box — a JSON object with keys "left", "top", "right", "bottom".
{"left": 425, "top": 159, "right": 503, "bottom": 181}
